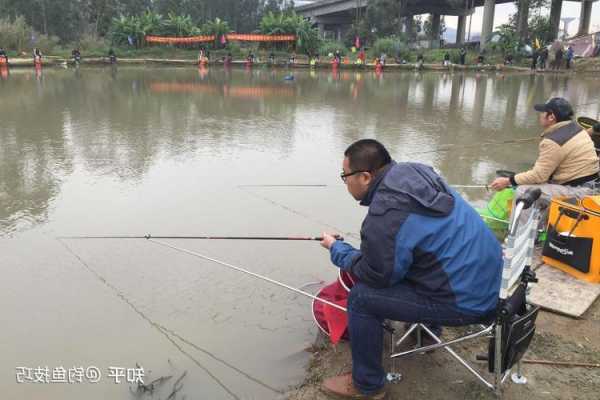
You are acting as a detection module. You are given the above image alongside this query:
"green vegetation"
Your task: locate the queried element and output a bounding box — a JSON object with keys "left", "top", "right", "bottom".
{"left": 0, "top": 16, "right": 60, "bottom": 53}
{"left": 259, "top": 11, "right": 320, "bottom": 54}
{"left": 0, "top": 0, "right": 292, "bottom": 42}
{"left": 0, "top": 0, "right": 561, "bottom": 68}
{"left": 371, "top": 36, "right": 409, "bottom": 60}
{"left": 487, "top": 0, "right": 554, "bottom": 59}
{"left": 318, "top": 40, "right": 348, "bottom": 57}
{"left": 203, "top": 18, "right": 230, "bottom": 46}
{"left": 110, "top": 11, "right": 163, "bottom": 47}
{"left": 109, "top": 11, "right": 229, "bottom": 47}
{"left": 0, "top": 1, "right": 321, "bottom": 57}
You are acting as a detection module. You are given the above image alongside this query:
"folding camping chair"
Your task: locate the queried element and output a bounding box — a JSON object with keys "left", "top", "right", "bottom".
{"left": 387, "top": 188, "right": 542, "bottom": 395}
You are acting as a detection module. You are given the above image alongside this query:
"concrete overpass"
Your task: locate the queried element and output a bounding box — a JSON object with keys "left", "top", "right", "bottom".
{"left": 297, "top": 0, "right": 598, "bottom": 49}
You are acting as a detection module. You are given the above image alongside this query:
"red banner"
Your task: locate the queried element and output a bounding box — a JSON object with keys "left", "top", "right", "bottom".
{"left": 145, "top": 33, "right": 296, "bottom": 44}
{"left": 225, "top": 33, "right": 296, "bottom": 42}
{"left": 146, "top": 35, "right": 215, "bottom": 44}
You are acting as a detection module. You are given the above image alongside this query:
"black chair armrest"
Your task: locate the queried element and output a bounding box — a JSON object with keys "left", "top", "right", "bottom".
{"left": 516, "top": 188, "right": 542, "bottom": 210}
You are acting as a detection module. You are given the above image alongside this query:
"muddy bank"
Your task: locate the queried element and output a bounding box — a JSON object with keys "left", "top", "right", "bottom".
{"left": 286, "top": 282, "right": 600, "bottom": 400}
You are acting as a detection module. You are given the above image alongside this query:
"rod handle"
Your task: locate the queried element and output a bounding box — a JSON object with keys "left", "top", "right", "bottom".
{"left": 315, "top": 234, "right": 345, "bottom": 241}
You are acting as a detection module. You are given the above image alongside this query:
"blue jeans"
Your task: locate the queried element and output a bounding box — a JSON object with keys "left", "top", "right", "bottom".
{"left": 347, "top": 281, "right": 493, "bottom": 394}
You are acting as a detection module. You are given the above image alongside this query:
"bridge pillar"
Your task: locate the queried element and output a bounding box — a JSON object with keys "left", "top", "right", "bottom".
{"left": 317, "top": 23, "right": 325, "bottom": 38}
{"left": 472, "top": 76, "right": 487, "bottom": 129}
{"left": 578, "top": 0, "right": 593, "bottom": 36}
{"left": 404, "top": 15, "right": 414, "bottom": 35}
{"left": 549, "top": 0, "right": 563, "bottom": 40}
{"left": 480, "top": 0, "right": 495, "bottom": 50}
{"left": 516, "top": 0, "right": 530, "bottom": 41}
{"left": 404, "top": 15, "right": 417, "bottom": 41}
{"left": 430, "top": 14, "right": 441, "bottom": 48}
{"left": 456, "top": 15, "right": 467, "bottom": 44}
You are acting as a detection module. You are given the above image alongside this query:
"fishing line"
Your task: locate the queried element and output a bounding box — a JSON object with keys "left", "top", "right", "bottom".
{"left": 237, "top": 185, "right": 361, "bottom": 242}
{"left": 148, "top": 238, "right": 348, "bottom": 313}
{"left": 152, "top": 325, "right": 281, "bottom": 394}
{"left": 57, "top": 238, "right": 279, "bottom": 397}
{"left": 479, "top": 214, "right": 509, "bottom": 224}
{"left": 237, "top": 182, "right": 488, "bottom": 245}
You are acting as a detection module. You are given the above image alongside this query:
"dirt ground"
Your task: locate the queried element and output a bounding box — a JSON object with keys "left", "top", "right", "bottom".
{"left": 574, "top": 57, "right": 600, "bottom": 72}
{"left": 286, "top": 293, "right": 600, "bottom": 400}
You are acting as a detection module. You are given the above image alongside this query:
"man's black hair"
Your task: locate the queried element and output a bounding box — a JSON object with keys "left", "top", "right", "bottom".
{"left": 554, "top": 111, "right": 573, "bottom": 123}
{"left": 344, "top": 139, "right": 392, "bottom": 172}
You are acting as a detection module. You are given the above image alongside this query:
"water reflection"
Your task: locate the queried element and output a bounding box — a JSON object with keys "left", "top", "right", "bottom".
{"left": 1, "top": 67, "right": 600, "bottom": 237}
{"left": 0, "top": 65, "right": 8, "bottom": 80}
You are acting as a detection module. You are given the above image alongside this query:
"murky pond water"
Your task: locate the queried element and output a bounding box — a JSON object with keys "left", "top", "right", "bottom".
{"left": 1, "top": 65, "right": 599, "bottom": 399}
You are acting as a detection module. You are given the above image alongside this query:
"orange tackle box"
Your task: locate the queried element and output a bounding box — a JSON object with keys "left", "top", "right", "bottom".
{"left": 542, "top": 196, "right": 600, "bottom": 283}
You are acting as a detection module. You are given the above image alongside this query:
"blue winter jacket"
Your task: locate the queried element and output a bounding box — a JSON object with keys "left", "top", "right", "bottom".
{"left": 330, "top": 161, "right": 503, "bottom": 316}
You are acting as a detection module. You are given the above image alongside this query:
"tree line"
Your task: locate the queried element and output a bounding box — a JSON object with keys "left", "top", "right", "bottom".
{"left": 0, "top": 0, "right": 295, "bottom": 43}
{"left": 0, "top": 0, "right": 556, "bottom": 60}
{"left": 110, "top": 10, "right": 319, "bottom": 53}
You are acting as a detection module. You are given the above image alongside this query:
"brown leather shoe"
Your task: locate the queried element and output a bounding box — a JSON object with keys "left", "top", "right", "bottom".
{"left": 320, "top": 373, "right": 386, "bottom": 399}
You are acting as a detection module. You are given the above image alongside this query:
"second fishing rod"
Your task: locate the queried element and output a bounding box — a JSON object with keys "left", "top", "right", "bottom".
{"left": 58, "top": 234, "right": 344, "bottom": 241}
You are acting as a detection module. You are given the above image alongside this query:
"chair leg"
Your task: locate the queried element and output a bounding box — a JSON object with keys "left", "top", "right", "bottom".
{"left": 391, "top": 325, "right": 493, "bottom": 357}
{"left": 420, "top": 324, "right": 495, "bottom": 390}
{"left": 390, "top": 324, "right": 496, "bottom": 390}
{"left": 511, "top": 361, "right": 527, "bottom": 384}
{"left": 494, "top": 324, "right": 503, "bottom": 393}
{"left": 393, "top": 323, "right": 429, "bottom": 354}
{"left": 386, "top": 326, "right": 403, "bottom": 384}
{"left": 395, "top": 323, "right": 418, "bottom": 347}
{"left": 390, "top": 328, "right": 397, "bottom": 372}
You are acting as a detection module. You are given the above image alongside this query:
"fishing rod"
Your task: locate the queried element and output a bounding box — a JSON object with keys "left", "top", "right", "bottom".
{"left": 58, "top": 234, "right": 342, "bottom": 241}
{"left": 403, "top": 102, "right": 600, "bottom": 156}
{"left": 238, "top": 184, "right": 330, "bottom": 187}
{"left": 238, "top": 184, "right": 489, "bottom": 189}
{"left": 573, "top": 100, "right": 600, "bottom": 109}
{"left": 147, "top": 238, "right": 348, "bottom": 312}
{"left": 409, "top": 136, "right": 539, "bottom": 156}
{"left": 453, "top": 184, "right": 489, "bottom": 189}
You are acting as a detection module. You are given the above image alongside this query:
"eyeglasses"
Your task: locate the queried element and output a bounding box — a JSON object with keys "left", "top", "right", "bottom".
{"left": 340, "top": 170, "right": 370, "bottom": 183}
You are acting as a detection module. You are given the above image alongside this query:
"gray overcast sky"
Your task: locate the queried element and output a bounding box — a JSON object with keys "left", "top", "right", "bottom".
{"left": 442, "top": 2, "right": 600, "bottom": 35}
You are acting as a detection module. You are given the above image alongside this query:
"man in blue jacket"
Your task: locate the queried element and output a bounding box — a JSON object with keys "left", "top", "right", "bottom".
{"left": 320, "top": 139, "right": 503, "bottom": 399}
